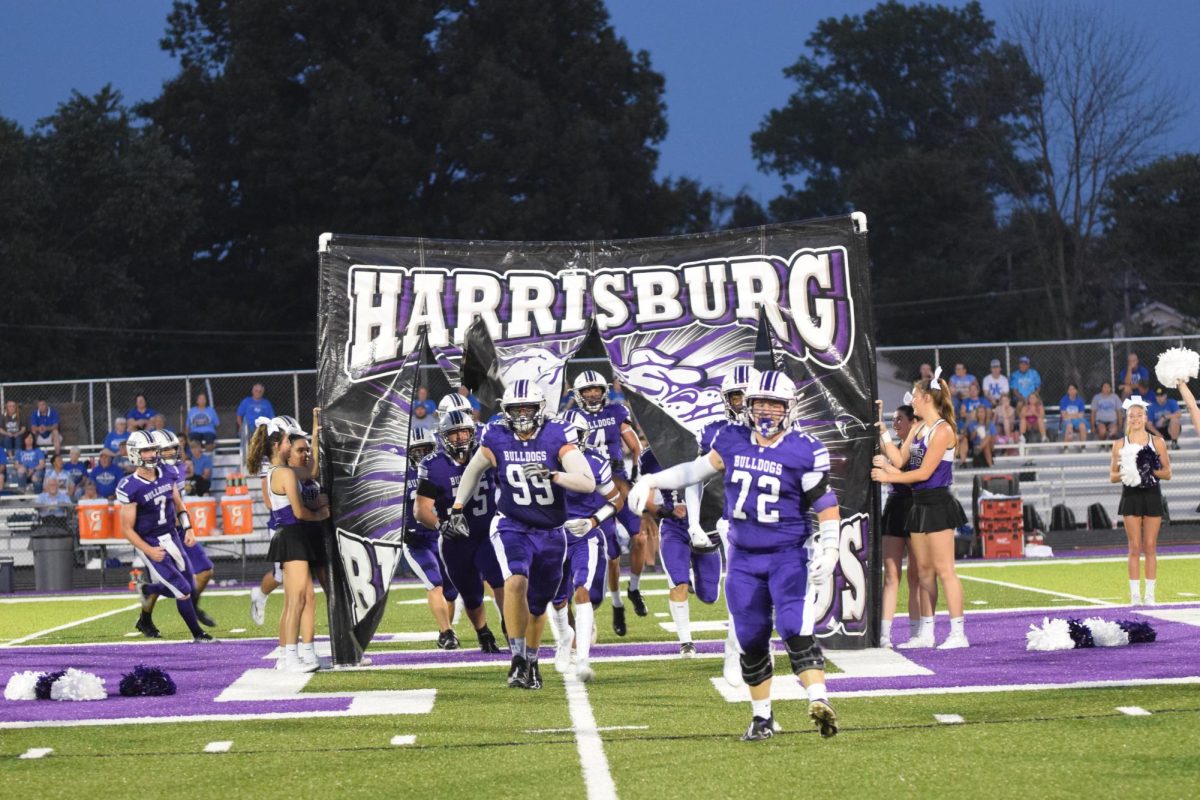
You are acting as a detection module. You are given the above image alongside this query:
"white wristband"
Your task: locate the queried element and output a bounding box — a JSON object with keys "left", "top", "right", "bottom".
{"left": 880, "top": 428, "right": 894, "bottom": 445}
{"left": 818, "top": 518, "right": 840, "bottom": 550}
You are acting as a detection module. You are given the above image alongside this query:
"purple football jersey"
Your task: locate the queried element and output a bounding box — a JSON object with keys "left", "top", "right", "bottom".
{"left": 481, "top": 419, "right": 571, "bottom": 527}
{"left": 711, "top": 424, "right": 832, "bottom": 550}
{"left": 565, "top": 450, "right": 614, "bottom": 520}
{"left": 163, "top": 462, "right": 187, "bottom": 493}
{"left": 578, "top": 404, "right": 630, "bottom": 465}
{"left": 638, "top": 447, "right": 684, "bottom": 519}
{"left": 417, "top": 451, "right": 496, "bottom": 539}
{"left": 698, "top": 419, "right": 729, "bottom": 455}
{"left": 115, "top": 467, "right": 178, "bottom": 540}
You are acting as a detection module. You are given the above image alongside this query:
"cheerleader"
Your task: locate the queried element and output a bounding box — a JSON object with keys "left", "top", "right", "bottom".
{"left": 871, "top": 369, "right": 969, "bottom": 649}
{"left": 1177, "top": 380, "right": 1200, "bottom": 433}
{"left": 1110, "top": 397, "right": 1171, "bottom": 605}
{"left": 872, "top": 400, "right": 929, "bottom": 649}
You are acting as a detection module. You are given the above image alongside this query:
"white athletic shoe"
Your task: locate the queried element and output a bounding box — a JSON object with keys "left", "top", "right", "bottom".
{"left": 880, "top": 636, "right": 893, "bottom": 649}
{"left": 249, "top": 587, "right": 267, "bottom": 626}
{"left": 1130, "top": 596, "right": 1142, "bottom": 606}
{"left": 1143, "top": 594, "right": 1156, "bottom": 606}
{"left": 576, "top": 661, "right": 595, "bottom": 683}
{"left": 554, "top": 635, "right": 575, "bottom": 674}
{"left": 723, "top": 648, "right": 744, "bottom": 688}
{"left": 936, "top": 632, "right": 970, "bottom": 650}
{"left": 283, "top": 655, "right": 318, "bottom": 673}
{"left": 300, "top": 652, "right": 333, "bottom": 671}
{"left": 897, "top": 635, "right": 934, "bottom": 649}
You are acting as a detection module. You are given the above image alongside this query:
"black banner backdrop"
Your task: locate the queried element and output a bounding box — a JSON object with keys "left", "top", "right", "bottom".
{"left": 317, "top": 216, "right": 879, "bottom": 664}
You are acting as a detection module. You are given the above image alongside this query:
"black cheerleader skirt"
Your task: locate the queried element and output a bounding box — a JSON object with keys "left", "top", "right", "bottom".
{"left": 1118, "top": 485, "right": 1164, "bottom": 518}
{"left": 268, "top": 523, "right": 316, "bottom": 564}
{"left": 882, "top": 493, "right": 914, "bottom": 538}
{"left": 906, "top": 487, "right": 968, "bottom": 534}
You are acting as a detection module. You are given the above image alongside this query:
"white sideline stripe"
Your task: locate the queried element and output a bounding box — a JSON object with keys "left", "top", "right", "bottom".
{"left": 711, "top": 676, "right": 1200, "bottom": 702}
{"left": 934, "top": 714, "right": 964, "bottom": 724}
{"left": 215, "top": 668, "right": 436, "bottom": 716}
{"left": 390, "top": 735, "right": 416, "bottom": 746}
{"left": 203, "top": 740, "right": 232, "bottom": 753}
{"left": 563, "top": 672, "right": 618, "bottom": 800}
{"left": 229, "top": 628, "right": 247, "bottom": 633}
{"left": 1178, "top": 592, "right": 1198, "bottom": 597}
{"left": 1, "top": 603, "right": 140, "bottom": 647}
{"left": 19, "top": 748, "right": 53, "bottom": 759}
{"left": 1116, "top": 706, "right": 1152, "bottom": 716}
{"left": 527, "top": 725, "right": 648, "bottom": 734}
{"left": 654, "top": 612, "right": 669, "bottom": 618}
{"left": 123, "top": 631, "right": 140, "bottom": 637}
{"left": 955, "top": 574, "right": 1113, "bottom": 606}
{"left": 0, "top": 710, "right": 432, "bottom": 730}
{"left": 658, "top": 620, "right": 728, "bottom": 633}
{"left": 955, "top": 554, "right": 1200, "bottom": 569}
{"left": 1137, "top": 608, "right": 1200, "bottom": 628}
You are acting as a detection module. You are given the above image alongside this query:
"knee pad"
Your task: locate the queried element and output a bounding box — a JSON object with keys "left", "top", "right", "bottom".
{"left": 785, "top": 634, "right": 825, "bottom": 674}
{"left": 739, "top": 650, "right": 773, "bottom": 687}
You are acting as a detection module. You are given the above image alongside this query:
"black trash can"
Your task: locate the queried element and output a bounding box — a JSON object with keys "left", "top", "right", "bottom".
{"left": 0, "top": 556, "right": 14, "bottom": 593}
{"left": 28, "top": 525, "right": 75, "bottom": 592}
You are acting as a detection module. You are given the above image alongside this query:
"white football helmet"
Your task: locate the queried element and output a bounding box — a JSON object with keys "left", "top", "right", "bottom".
{"left": 437, "top": 392, "right": 474, "bottom": 417}
{"left": 744, "top": 370, "right": 797, "bottom": 438}
{"left": 560, "top": 409, "right": 589, "bottom": 447}
{"left": 720, "top": 365, "right": 758, "bottom": 421}
{"left": 501, "top": 380, "right": 546, "bottom": 435}
{"left": 151, "top": 429, "right": 181, "bottom": 465}
{"left": 126, "top": 429, "right": 160, "bottom": 468}
{"left": 572, "top": 370, "right": 609, "bottom": 413}
{"left": 437, "top": 410, "right": 477, "bottom": 464}
{"left": 408, "top": 428, "right": 438, "bottom": 467}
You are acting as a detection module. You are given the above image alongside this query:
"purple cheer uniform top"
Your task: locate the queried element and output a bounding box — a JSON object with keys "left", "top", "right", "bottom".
{"left": 578, "top": 403, "right": 631, "bottom": 475}
{"left": 481, "top": 419, "right": 571, "bottom": 528}
{"left": 266, "top": 465, "right": 300, "bottom": 527}
{"left": 907, "top": 420, "right": 955, "bottom": 491}
{"left": 115, "top": 467, "right": 178, "bottom": 542}
{"left": 710, "top": 425, "right": 834, "bottom": 552}
{"left": 417, "top": 451, "right": 496, "bottom": 539}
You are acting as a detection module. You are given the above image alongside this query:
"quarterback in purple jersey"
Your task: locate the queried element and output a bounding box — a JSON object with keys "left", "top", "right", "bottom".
{"left": 400, "top": 428, "right": 460, "bottom": 649}
{"left": 415, "top": 410, "right": 504, "bottom": 654}
{"left": 118, "top": 430, "right": 213, "bottom": 643}
{"left": 552, "top": 410, "right": 622, "bottom": 682}
{"left": 572, "top": 370, "right": 650, "bottom": 631}
{"left": 450, "top": 380, "right": 596, "bottom": 689}
{"left": 631, "top": 370, "right": 840, "bottom": 741}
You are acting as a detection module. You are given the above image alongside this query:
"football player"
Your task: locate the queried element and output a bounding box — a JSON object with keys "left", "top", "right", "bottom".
{"left": 414, "top": 410, "right": 504, "bottom": 653}
{"left": 401, "top": 428, "right": 460, "bottom": 649}
{"left": 630, "top": 370, "right": 840, "bottom": 742}
{"left": 450, "top": 380, "right": 596, "bottom": 689}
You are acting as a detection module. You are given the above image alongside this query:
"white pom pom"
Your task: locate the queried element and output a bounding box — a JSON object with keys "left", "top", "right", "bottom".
{"left": 48, "top": 668, "right": 107, "bottom": 702}
{"left": 1119, "top": 442, "right": 1142, "bottom": 488}
{"left": 1026, "top": 617, "right": 1075, "bottom": 651}
{"left": 1154, "top": 347, "right": 1200, "bottom": 388}
{"left": 4, "top": 671, "right": 43, "bottom": 701}
{"left": 1083, "top": 617, "right": 1130, "bottom": 647}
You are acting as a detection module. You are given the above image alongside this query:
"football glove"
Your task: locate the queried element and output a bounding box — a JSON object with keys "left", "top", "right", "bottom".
{"left": 688, "top": 524, "right": 719, "bottom": 552}
{"left": 521, "top": 462, "right": 553, "bottom": 483}
{"left": 715, "top": 518, "right": 730, "bottom": 538}
{"left": 627, "top": 475, "right": 656, "bottom": 515}
{"left": 808, "top": 546, "right": 839, "bottom": 584}
{"left": 565, "top": 518, "right": 593, "bottom": 538}
{"left": 440, "top": 509, "right": 470, "bottom": 540}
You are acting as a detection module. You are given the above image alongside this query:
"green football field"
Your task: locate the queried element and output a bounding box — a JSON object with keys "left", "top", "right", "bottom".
{"left": 3, "top": 555, "right": 1200, "bottom": 799}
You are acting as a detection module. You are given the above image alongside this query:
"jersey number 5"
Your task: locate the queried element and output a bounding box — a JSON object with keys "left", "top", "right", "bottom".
{"left": 729, "top": 469, "right": 780, "bottom": 523}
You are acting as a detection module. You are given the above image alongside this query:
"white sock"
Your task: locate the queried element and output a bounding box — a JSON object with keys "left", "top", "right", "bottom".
{"left": 920, "top": 616, "right": 935, "bottom": 639}
{"left": 668, "top": 600, "right": 691, "bottom": 644}
{"left": 1130, "top": 579, "right": 1141, "bottom": 601}
{"left": 610, "top": 589, "right": 623, "bottom": 608}
{"left": 751, "top": 697, "right": 772, "bottom": 720}
{"left": 949, "top": 616, "right": 965, "bottom": 636}
{"left": 881, "top": 617, "right": 893, "bottom": 641}
{"left": 548, "top": 605, "right": 568, "bottom": 645}
{"left": 575, "top": 603, "right": 594, "bottom": 662}
{"left": 284, "top": 644, "right": 298, "bottom": 662}
{"left": 1145, "top": 579, "right": 1156, "bottom": 597}
{"left": 805, "top": 681, "right": 828, "bottom": 703}
{"left": 629, "top": 574, "right": 641, "bottom": 592}
{"left": 556, "top": 605, "right": 572, "bottom": 645}
{"left": 908, "top": 617, "right": 921, "bottom": 637}
{"left": 299, "top": 641, "right": 315, "bottom": 658}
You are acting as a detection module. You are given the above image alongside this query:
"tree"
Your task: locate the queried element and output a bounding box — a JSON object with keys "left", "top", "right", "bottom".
{"left": 751, "top": 1, "right": 1040, "bottom": 344}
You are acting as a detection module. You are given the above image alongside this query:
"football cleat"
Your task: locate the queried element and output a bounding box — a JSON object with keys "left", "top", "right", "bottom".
{"left": 627, "top": 589, "right": 648, "bottom": 617}
{"left": 808, "top": 699, "right": 839, "bottom": 738}
{"left": 192, "top": 632, "right": 217, "bottom": 644}
{"left": 249, "top": 587, "right": 267, "bottom": 626}
{"left": 554, "top": 634, "right": 575, "bottom": 673}
{"left": 195, "top": 606, "right": 217, "bottom": 628}
{"left": 612, "top": 605, "right": 627, "bottom": 637}
{"left": 741, "top": 716, "right": 777, "bottom": 742}
{"left": 507, "top": 655, "right": 529, "bottom": 688}
{"left": 477, "top": 626, "right": 501, "bottom": 654}
{"left": 437, "top": 629, "right": 460, "bottom": 650}
{"left": 576, "top": 661, "right": 596, "bottom": 683}
{"left": 680, "top": 642, "right": 697, "bottom": 658}
{"left": 135, "top": 616, "right": 161, "bottom": 639}
{"left": 524, "top": 659, "right": 543, "bottom": 690}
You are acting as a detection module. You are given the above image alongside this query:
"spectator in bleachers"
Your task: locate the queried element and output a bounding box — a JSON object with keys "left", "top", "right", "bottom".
{"left": 1135, "top": 378, "right": 1154, "bottom": 404}
{"left": 35, "top": 476, "right": 73, "bottom": 525}
{"left": 948, "top": 362, "right": 977, "bottom": 406}
{"left": 64, "top": 446, "right": 89, "bottom": 488}
{"left": 103, "top": 417, "right": 130, "bottom": 454}
{"left": 414, "top": 386, "right": 437, "bottom": 416}
{"left": 0, "top": 447, "right": 7, "bottom": 491}
{"left": 186, "top": 392, "right": 220, "bottom": 449}
{"left": 43, "top": 453, "right": 75, "bottom": 499}
{"left": 29, "top": 398, "right": 62, "bottom": 454}
{"left": 88, "top": 449, "right": 124, "bottom": 499}
{"left": 959, "top": 383, "right": 991, "bottom": 425}
{"left": 236, "top": 383, "right": 275, "bottom": 438}
{"left": 1058, "top": 383, "right": 1090, "bottom": 447}
{"left": 917, "top": 363, "right": 933, "bottom": 382}
{"left": 1120, "top": 352, "right": 1151, "bottom": 400}
{"left": 410, "top": 401, "right": 436, "bottom": 437}
{"left": 78, "top": 478, "right": 99, "bottom": 501}
{"left": 3, "top": 399, "right": 26, "bottom": 454}
{"left": 964, "top": 405, "right": 995, "bottom": 467}
{"left": 185, "top": 439, "right": 213, "bottom": 496}
{"left": 115, "top": 441, "right": 134, "bottom": 473}
{"left": 1019, "top": 391, "right": 1048, "bottom": 444}
{"left": 609, "top": 378, "right": 628, "bottom": 405}
{"left": 1090, "top": 381, "right": 1123, "bottom": 441}
{"left": 1010, "top": 355, "right": 1042, "bottom": 402}
{"left": 992, "top": 394, "right": 1018, "bottom": 454}
{"left": 126, "top": 393, "right": 156, "bottom": 431}
{"left": 14, "top": 432, "right": 46, "bottom": 493}
{"left": 149, "top": 413, "right": 176, "bottom": 434}
{"left": 981, "top": 359, "right": 1009, "bottom": 404}
{"left": 1146, "top": 386, "right": 1182, "bottom": 450}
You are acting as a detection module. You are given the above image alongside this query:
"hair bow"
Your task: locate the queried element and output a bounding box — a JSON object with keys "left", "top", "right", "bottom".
{"left": 255, "top": 416, "right": 283, "bottom": 435}
{"left": 1122, "top": 397, "right": 1149, "bottom": 411}
{"left": 902, "top": 391, "right": 914, "bottom": 406}
{"left": 931, "top": 365, "right": 944, "bottom": 390}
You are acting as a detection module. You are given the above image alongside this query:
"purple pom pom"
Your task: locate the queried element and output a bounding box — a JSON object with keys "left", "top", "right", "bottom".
{"left": 34, "top": 670, "right": 66, "bottom": 700}
{"left": 119, "top": 665, "right": 176, "bottom": 697}
{"left": 1067, "top": 619, "right": 1095, "bottom": 648}
{"left": 1117, "top": 620, "right": 1157, "bottom": 643}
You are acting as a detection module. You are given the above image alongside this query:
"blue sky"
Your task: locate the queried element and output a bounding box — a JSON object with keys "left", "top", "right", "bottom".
{"left": 2, "top": 0, "right": 1197, "bottom": 206}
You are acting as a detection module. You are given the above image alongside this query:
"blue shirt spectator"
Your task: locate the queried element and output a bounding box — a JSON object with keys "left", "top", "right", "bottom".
{"left": 608, "top": 379, "right": 627, "bottom": 405}
{"left": 88, "top": 450, "right": 125, "bottom": 499}
{"left": 103, "top": 417, "right": 130, "bottom": 454}
{"left": 1147, "top": 393, "right": 1180, "bottom": 430}
{"left": 29, "top": 404, "right": 59, "bottom": 430}
{"left": 190, "top": 449, "right": 214, "bottom": 481}
{"left": 126, "top": 394, "right": 157, "bottom": 430}
{"left": 236, "top": 383, "right": 276, "bottom": 435}
{"left": 1059, "top": 387, "right": 1089, "bottom": 433}
{"left": 0, "top": 447, "right": 8, "bottom": 487}
{"left": 948, "top": 363, "right": 977, "bottom": 402}
{"left": 29, "top": 400, "right": 62, "bottom": 452}
{"left": 64, "top": 448, "right": 89, "bottom": 487}
{"left": 1119, "top": 353, "right": 1151, "bottom": 399}
{"left": 1010, "top": 356, "right": 1042, "bottom": 400}
{"left": 186, "top": 392, "right": 220, "bottom": 445}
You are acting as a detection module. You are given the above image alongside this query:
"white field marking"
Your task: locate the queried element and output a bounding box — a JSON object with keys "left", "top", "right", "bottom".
{"left": 711, "top": 676, "right": 1200, "bottom": 703}
{"left": 357, "top": 650, "right": 732, "bottom": 671}
{"left": 1178, "top": 592, "right": 1198, "bottom": 597}
{"left": 1116, "top": 706, "right": 1152, "bottom": 716}
{"left": 563, "top": 671, "right": 618, "bottom": 800}
{"left": 527, "top": 725, "right": 649, "bottom": 734}
{"left": 822, "top": 648, "right": 933, "bottom": 679}
{"left": 658, "top": 620, "right": 728, "bottom": 633}
{"left": 954, "top": 554, "right": 1200, "bottom": 570}
{"left": 934, "top": 714, "right": 964, "bottom": 724}
{"left": 1137, "top": 607, "right": 1200, "bottom": 628}
{"left": 203, "top": 741, "right": 232, "bottom": 753}
{"left": 216, "top": 667, "right": 436, "bottom": 716}
{"left": 955, "top": 574, "right": 1113, "bottom": 606}
{"left": 397, "top": 595, "right": 496, "bottom": 605}
{"left": 970, "top": 600, "right": 989, "bottom": 605}
{"left": 19, "top": 748, "right": 53, "bottom": 759}
{"left": 1, "top": 603, "right": 140, "bottom": 647}
{"left": 123, "top": 631, "right": 140, "bottom": 637}
{"left": 390, "top": 735, "right": 416, "bottom": 746}
{"left": 654, "top": 612, "right": 669, "bottom": 618}
{"left": 229, "top": 628, "right": 247, "bottom": 634}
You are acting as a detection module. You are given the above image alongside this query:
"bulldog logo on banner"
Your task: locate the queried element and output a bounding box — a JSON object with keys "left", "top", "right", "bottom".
{"left": 317, "top": 218, "right": 879, "bottom": 664}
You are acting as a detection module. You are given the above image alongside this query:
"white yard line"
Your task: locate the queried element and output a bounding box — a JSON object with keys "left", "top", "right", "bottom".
{"left": 934, "top": 714, "right": 964, "bottom": 724}
{"left": 203, "top": 740, "right": 232, "bottom": 753}
{"left": 1, "top": 603, "right": 139, "bottom": 647}
{"left": 955, "top": 574, "right": 1113, "bottom": 606}
{"left": 19, "top": 748, "right": 53, "bottom": 759}
{"left": 563, "top": 672, "right": 619, "bottom": 800}
{"left": 1116, "top": 706, "right": 1152, "bottom": 716}
{"left": 390, "top": 735, "right": 416, "bottom": 746}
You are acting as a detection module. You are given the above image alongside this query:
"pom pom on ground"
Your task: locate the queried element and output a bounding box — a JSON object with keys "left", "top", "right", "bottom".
{"left": 1067, "top": 619, "right": 1094, "bottom": 648}
{"left": 34, "top": 671, "right": 66, "bottom": 700}
{"left": 1026, "top": 617, "right": 1074, "bottom": 651}
{"left": 1117, "top": 620, "right": 1157, "bottom": 643}
{"left": 4, "top": 671, "right": 45, "bottom": 701}
{"left": 119, "top": 665, "right": 176, "bottom": 697}
{"left": 49, "top": 668, "right": 107, "bottom": 701}
{"left": 1154, "top": 347, "right": 1199, "bottom": 387}
{"left": 1119, "top": 443, "right": 1142, "bottom": 487}
{"left": 1083, "top": 618, "right": 1130, "bottom": 647}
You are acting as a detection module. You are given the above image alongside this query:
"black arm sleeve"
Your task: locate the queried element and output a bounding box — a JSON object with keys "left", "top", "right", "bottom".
{"left": 416, "top": 479, "right": 442, "bottom": 500}
{"left": 802, "top": 473, "right": 830, "bottom": 506}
